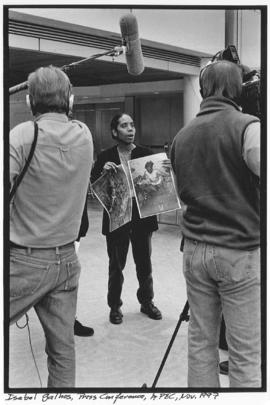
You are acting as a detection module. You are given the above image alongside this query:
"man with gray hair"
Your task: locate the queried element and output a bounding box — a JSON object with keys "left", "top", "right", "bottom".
{"left": 9, "top": 66, "right": 93, "bottom": 387}
{"left": 171, "top": 60, "right": 260, "bottom": 388}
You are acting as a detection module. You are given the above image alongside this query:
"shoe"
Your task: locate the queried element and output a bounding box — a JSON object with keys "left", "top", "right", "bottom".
{"left": 74, "top": 319, "right": 94, "bottom": 337}
{"left": 109, "top": 308, "right": 123, "bottom": 324}
{"left": 140, "top": 302, "right": 162, "bottom": 320}
{"left": 219, "top": 360, "right": 229, "bottom": 375}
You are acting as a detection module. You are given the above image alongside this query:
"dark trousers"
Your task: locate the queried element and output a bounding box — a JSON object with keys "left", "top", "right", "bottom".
{"left": 106, "top": 228, "right": 154, "bottom": 309}
{"left": 219, "top": 315, "right": 228, "bottom": 351}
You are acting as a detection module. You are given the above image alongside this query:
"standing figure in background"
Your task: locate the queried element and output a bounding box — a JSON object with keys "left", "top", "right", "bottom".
{"left": 91, "top": 113, "right": 162, "bottom": 324}
{"left": 9, "top": 66, "right": 93, "bottom": 387}
{"left": 171, "top": 60, "right": 260, "bottom": 388}
{"left": 74, "top": 198, "right": 95, "bottom": 337}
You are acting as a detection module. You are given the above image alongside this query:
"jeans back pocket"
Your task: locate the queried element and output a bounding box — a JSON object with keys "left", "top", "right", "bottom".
{"left": 10, "top": 255, "right": 50, "bottom": 298}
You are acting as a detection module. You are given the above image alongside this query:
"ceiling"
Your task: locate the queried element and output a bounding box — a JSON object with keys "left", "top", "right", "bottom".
{"left": 8, "top": 48, "right": 183, "bottom": 89}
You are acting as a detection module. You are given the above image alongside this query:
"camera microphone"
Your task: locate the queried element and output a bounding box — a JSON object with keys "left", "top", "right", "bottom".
{"left": 119, "top": 13, "right": 144, "bottom": 76}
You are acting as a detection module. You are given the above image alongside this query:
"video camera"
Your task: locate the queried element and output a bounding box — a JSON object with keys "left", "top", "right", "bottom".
{"left": 211, "top": 45, "right": 261, "bottom": 119}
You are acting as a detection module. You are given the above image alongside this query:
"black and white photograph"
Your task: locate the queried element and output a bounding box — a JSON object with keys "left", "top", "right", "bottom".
{"left": 92, "top": 164, "right": 132, "bottom": 232}
{"left": 3, "top": 2, "right": 267, "bottom": 403}
{"left": 129, "top": 153, "right": 181, "bottom": 218}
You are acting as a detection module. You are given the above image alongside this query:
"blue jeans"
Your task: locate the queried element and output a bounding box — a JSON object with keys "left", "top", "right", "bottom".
{"left": 183, "top": 238, "right": 261, "bottom": 388}
{"left": 10, "top": 243, "right": 81, "bottom": 388}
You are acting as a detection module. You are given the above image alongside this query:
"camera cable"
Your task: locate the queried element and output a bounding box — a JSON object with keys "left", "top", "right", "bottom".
{"left": 16, "top": 313, "right": 43, "bottom": 388}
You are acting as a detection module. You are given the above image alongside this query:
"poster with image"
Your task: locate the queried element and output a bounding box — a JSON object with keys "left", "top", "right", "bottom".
{"left": 128, "top": 153, "right": 181, "bottom": 218}
{"left": 91, "top": 165, "right": 132, "bottom": 232}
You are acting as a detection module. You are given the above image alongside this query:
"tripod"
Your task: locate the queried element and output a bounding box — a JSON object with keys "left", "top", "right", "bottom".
{"left": 142, "top": 300, "right": 190, "bottom": 389}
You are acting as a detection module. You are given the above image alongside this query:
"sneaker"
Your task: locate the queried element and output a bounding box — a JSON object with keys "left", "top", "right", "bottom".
{"left": 140, "top": 302, "right": 162, "bottom": 320}
{"left": 74, "top": 319, "right": 94, "bottom": 337}
{"left": 109, "top": 308, "right": 123, "bottom": 324}
{"left": 219, "top": 360, "right": 229, "bottom": 375}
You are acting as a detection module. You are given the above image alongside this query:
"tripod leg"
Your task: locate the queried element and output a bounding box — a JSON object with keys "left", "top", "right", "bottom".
{"left": 150, "top": 301, "right": 189, "bottom": 388}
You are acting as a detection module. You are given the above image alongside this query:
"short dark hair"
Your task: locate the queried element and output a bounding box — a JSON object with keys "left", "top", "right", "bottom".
{"left": 110, "top": 113, "right": 124, "bottom": 138}
{"left": 27, "top": 65, "right": 72, "bottom": 115}
{"left": 200, "top": 60, "right": 243, "bottom": 103}
{"left": 145, "top": 161, "right": 154, "bottom": 169}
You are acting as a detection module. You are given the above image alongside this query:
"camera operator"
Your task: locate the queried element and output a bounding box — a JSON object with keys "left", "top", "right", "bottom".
{"left": 171, "top": 60, "right": 260, "bottom": 387}
{"left": 9, "top": 66, "right": 93, "bottom": 387}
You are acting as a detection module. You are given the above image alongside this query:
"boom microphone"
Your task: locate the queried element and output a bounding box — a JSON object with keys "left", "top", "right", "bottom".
{"left": 9, "top": 15, "right": 144, "bottom": 95}
{"left": 119, "top": 14, "right": 144, "bottom": 76}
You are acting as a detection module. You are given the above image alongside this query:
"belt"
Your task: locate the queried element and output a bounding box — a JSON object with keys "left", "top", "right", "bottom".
{"left": 10, "top": 241, "right": 75, "bottom": 253}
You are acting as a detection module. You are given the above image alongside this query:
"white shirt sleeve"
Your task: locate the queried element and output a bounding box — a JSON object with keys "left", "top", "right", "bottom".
{"left": 242, "top": 121, "right": 260, "bottom": 177}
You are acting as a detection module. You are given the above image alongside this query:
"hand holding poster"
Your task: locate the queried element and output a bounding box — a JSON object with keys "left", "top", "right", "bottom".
{"left": 128, "top": 153, "right": 181, "bottom": 218}
{"left": 91, "top": 165, "right": 132, "bottom": 232}
{"left": 92, "top": 153, "right": 180, "bottom": 230}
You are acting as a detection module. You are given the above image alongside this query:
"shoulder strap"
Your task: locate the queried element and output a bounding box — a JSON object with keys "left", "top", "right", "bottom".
{"left": 9, "top": 121, "right": 39, "bottom": 202}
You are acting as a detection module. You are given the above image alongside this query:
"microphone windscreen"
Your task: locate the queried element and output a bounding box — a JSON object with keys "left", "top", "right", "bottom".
{"left": 119, "top": 14, "right": 144, "bottom": 76}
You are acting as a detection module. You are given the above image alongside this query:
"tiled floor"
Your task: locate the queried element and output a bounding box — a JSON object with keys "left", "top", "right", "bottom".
{"left": 8, "top": 199, "right": 229, "bottom": 389}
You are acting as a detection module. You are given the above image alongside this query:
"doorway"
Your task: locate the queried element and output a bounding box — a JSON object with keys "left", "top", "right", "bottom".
{"left": 73, "top": 102, "right": 124, "bottom": 159}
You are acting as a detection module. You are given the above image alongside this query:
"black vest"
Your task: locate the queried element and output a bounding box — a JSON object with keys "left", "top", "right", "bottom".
{"left": 172, "top": 96, "right": 260, "bottom": 249}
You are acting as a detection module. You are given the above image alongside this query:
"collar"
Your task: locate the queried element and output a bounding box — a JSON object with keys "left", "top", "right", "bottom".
{"left": 117, "top": 144, "right": 136, "bottom": 154}
{"left": 35, "top": 112, "right": 69, "bottom": 123}
{"left": 197, "top": 96, "right": 241, "bottom": 117}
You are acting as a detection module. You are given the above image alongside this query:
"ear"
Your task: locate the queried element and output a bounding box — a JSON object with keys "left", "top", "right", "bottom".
{"left": 199, "top": 74, "right": 203, "bottom": 99}
{"left": 69, "top": 94, "right": 74, "bottom": 111}
{"left": 112, "top": 129, "right": 118, "bottom": 139}
{"left": 199, "top": 61, "right": 212, "bottom": 99}
{"left": 26, "top": 94, "right": 36, "bottom": 114}
{"left": 26, "top": 94, "right": 31, "bottom": 109}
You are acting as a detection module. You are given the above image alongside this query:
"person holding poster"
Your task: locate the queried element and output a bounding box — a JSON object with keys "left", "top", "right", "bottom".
{"left": 91, "top": 113, "right": 162, "bottom": 324}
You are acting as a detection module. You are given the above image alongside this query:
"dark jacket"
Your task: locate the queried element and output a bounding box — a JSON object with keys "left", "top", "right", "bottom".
{"left": 91, "top": 144, "right": 158, "bottom": 236}
{"left": 171, "top": 96, "right": 260, "bottom": 250}
{"left": 76, "top": 198, "right": 89, "bottom": 241}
